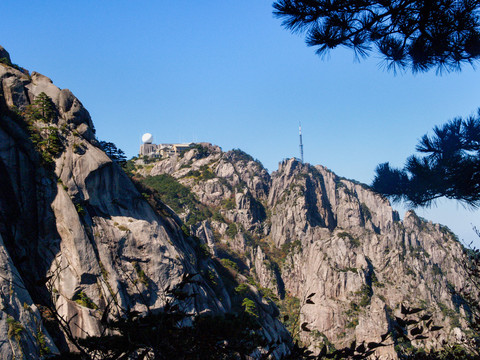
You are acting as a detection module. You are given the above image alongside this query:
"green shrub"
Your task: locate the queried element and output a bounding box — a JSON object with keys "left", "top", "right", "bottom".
{"left": 346, "top": 318, "right": 359, "bottom": 329}
{"left": 140, "top": 174, "right": 211, "bottom": 225}
{"left": 73, "top": 291, "right": 98, "bottom": 309}
{"left": 212, "top": 211, "right": 225, "bottom": 222}
{"left": 222, "top": 197, "right": 236, "bottom": 210}
{"left": 199, "top": 165, "right": 215, "bottom": 180}
{"left": 197, "top": 243, "right": 211, "bottom": 259}
{"left": 337, "top": 231, "right": 351, "bottom": 239}
{"left": 235, "top": 283, "right": 249, "bottom": 296}
{"left": 235, "top": 181, "right": 247, "bottom": 192}
{"left": 259, "top": 287, "right": 279, "bottom": 302}
{"left": 207, "top": 269, "right": 218, "bottom": 286}
{"left": 186, "top": 169, "right": 201, "bottom": 178}
{"left": 337, "top": 231, "right": 360, "bottom": 247}
{"left": 75, "top": 203, "right": 86, "bottom": 216}
{"left": 181, "top": 224, "right": 190, "bottom": 237}
{"left": 185, "top": 206, "right": 212, "bottom": 226}
{"left": 221, "top": 258, "right": 239, "bottom": 272}
{"left": 36, "top": 329, "right": 50, "bottom": 356}
{"left": 132, "top": 261, "right": 149, "bottom": 287}
{"left": 360, "top": 202, "right": 372, "bottom": 221}
{"left": 190, "top": 144, "right": 211, "bottom": 159}
{"left": 99, "top": 260, "right": 109, "bottom": 280}
{"left": 0, "top": 57, "right": 28, "bottom": 73}
{"left": 356, "top": 284, "right": 373, "bottom": 307}
{"left": 242, "top": 298, "right": 258, "bottom": 318}
{"left": 179, "top": 161, "right": 193, "bottom": 169}
{"left": 229, "top": 149, "right": 255, "bottom": 163}
{"left": 7, "top": 317, "right": 24, "bottom": 343}
{"left": 123, "top": 159, "right": 137, "bottom": 175}
{"left": 20, "top": 93, "right": 64, "bottom": 168}
{"left": 432, "top": 263, "right": 443, "bottom": 276}
{"left": 117, "top": 225, "right": 130, "bottom": 232}
{"left": 226, "top": 223, "right": 238, "bottom": 239}
{"left": 280, "top": 240, "right": 302, "bottom": 257}
{"left": 371, "top": 271, "right": 384, "bottom": 287}
{"left": 228, "top": 149, "right": 264, "bottom": 167}
{"left": 141, "top": 174, "right": 196, "bottom": 214}
{"left": 279, "top": 294, "right": 301, "bottom": 340}
{"left": 405, "top": 267, "right": 416, "bottom": 277}
{"left": 0, "top": 57, "right": 11, "bottom": 66}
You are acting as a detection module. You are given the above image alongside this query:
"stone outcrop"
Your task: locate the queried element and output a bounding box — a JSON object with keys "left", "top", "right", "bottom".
{"left": 138, "top": 145, "right": 479, "bottom": 358}
{"left": 0, "top": 47, "right": 290, "bottom": 359}
{"left": 143, "top": 145, "right": 269, "bottom": 234}
{"left": 267, "top": 160, "right": 476, "bottom": 356}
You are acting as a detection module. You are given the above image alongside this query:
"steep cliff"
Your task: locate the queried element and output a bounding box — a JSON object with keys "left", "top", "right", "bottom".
{"left": 268, "top": 160, "right": 474, "bottom": 357}
{"left": 134, "top": 141, "right": 479, "bottom": 357}
{"left": 1, "top": 44, "right": 477, "bottom": 359}
{"left": 0, "top": 47, "right": 290, "bottom": 359}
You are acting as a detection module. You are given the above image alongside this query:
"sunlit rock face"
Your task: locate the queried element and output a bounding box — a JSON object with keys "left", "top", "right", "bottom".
{"left": 0, "top": 46, "right": 290, "bottom": 359}
{"left": 267, "top": 160, "right": 470, "bottom": 357}
{"left": 1, "top": 43, "right": 476, "bottom": 359}
{"left": 143, "top": 140, "right": 477, "bottom": 357}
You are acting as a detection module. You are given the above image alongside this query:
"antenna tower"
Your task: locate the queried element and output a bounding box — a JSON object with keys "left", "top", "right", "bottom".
{"left": 299, "top": 123, "right": 304, "bottom": 163}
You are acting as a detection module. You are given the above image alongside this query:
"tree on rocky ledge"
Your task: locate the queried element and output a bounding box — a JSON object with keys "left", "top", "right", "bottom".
{"left": 273, "top": 0, "right": 480, "bottom": 73}
{"left": 99, "top": 140, "right": 127, "bottom": 164}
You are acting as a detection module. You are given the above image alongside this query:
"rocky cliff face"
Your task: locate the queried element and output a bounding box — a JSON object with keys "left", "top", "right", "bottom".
{"left": 1, "top": 44, "right": 477, "bottom": 359}
{"left": 134, "top": 140, "right": 478, "bottom": 357}
{"left": 268, "top": 161, "right": 472, "bottom": 357}
{"left": 0, "top": 47, "right": 290, "bottom": 359}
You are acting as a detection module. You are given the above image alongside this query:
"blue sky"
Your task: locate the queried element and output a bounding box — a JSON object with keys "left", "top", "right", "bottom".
{"left": 1, "top": 1, "right": 479, "bottom": 246}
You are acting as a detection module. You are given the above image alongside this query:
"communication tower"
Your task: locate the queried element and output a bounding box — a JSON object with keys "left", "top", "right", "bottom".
{"left": 299, "top": 123, "right": 304, "bottom": 163}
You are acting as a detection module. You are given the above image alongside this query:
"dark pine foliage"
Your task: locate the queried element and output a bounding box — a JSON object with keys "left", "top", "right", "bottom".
{"left": 273, "top": 0, "right": 480, "bottom": 73}
{"left": 372, "top": 109, "right": 480, "bottom": 207}
{"left": 99, "top": 141, "right": 127, "bottom": 164}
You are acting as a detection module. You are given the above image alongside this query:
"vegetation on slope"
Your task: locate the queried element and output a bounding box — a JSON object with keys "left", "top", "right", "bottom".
{"left": 139, "top": 174, "right": 212, "bottom": 226}
{"left": 121, "top": 147, "right": 480, "bottom": 359}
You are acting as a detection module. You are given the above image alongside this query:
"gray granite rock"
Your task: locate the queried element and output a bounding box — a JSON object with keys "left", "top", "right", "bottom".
{"left": 146, "top": 151, "right": 478, "bottom": 358}
{"left": 0, "top": 48, "right": 291, "bottom": 358}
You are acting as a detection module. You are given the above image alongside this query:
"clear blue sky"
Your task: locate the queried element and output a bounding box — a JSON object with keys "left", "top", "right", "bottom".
{"left": 1, "top": 1, "right": 479, "bottom": 246}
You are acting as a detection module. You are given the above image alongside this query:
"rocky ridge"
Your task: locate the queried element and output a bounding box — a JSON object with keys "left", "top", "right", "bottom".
{"left": 134, "top": 141, "right": 478, "bottom": 358}
{"left": 0, "top": 44, "right": 477, "bottom": 359}
{"left": 0, "top": 47, "right": 290, "bottom": 359}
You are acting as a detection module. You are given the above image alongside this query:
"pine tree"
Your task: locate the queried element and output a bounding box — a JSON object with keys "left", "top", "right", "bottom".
{"left": 273, "top": 0, "right": 480, "bottom": 73}
{"left": 99, "top": 141, "right": 127, "bottom": 164}
{"left": 32, "top": 92, "right": 56, "bottom": 122}
{"left": 372, "top": 109, "right": 480, "bottom": 207}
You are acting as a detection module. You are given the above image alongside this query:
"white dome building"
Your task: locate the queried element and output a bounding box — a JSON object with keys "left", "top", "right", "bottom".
{"left": 138, "top": 133, "right": 193, "bottom": 158}
{"left": 142, "top": 133, "right": 153, "bottom": 144}
{"left": 139, "top": 133, "right": 157, "bottom": 156}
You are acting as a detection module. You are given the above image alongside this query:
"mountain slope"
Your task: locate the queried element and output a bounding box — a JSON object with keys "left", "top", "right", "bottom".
{"left": 133, "top": 142, "right": 478, "bottom": 358}
{"left": 0, "top": 46, "right": 290, "bottom": 359}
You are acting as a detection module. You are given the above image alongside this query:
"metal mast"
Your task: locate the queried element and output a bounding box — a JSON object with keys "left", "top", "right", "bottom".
{"left": 299, "top": 123, "right": 304, "bottom": 163}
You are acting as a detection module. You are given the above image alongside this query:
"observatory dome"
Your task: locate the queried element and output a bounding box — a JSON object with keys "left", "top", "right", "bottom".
{"left": 142, "top": 133, "right": 153, "bottom": 144}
